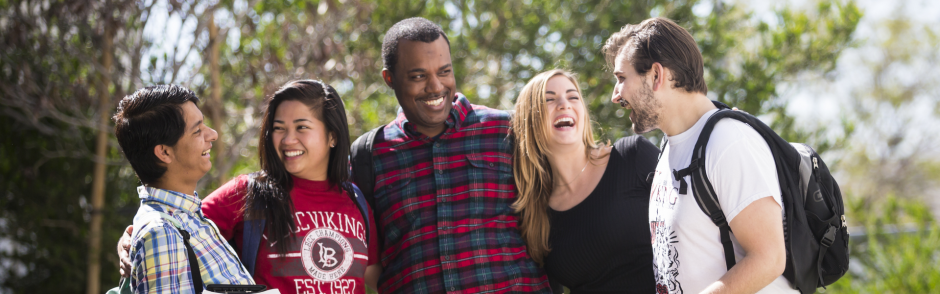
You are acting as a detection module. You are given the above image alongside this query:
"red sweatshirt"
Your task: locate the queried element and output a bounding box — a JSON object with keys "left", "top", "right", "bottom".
{"left": 202, "top": 174, "right": 379, "bottom": 294}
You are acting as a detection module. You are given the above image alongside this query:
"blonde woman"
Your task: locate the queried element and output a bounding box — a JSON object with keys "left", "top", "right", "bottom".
{"left": 512, "top": 69, "right": 659, "bottom": 293}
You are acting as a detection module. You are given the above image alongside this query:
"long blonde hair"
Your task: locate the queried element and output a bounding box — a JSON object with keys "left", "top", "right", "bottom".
{"left": 511, "top": 69, "right": 599, "bottom": 265}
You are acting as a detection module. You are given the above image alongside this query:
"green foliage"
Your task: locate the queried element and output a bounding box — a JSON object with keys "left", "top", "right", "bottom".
{"left": 0, "top": 114, "right": 138, "bottom": 293}
{"left": 828, "top": 195, "right": 940, "bottom": 293}
{"left": 693, "top": 1, "right": 860, "bottom": 153}
{"left": 836, "top": 12, "right": 940, "bottom": 204}
{"left": 0, "top": 1, "right": 142, "bottom": 292}
{"left": 201, "top": 0, "right": 862, "bottom": 152}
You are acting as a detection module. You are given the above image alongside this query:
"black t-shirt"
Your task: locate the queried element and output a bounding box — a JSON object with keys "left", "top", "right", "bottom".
{"left": 544, "top": 135, "right": 660, "bottom": 293}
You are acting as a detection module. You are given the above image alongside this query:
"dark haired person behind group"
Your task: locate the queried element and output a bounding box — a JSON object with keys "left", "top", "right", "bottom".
{"left": 113, "top": 85, "right": 254, "bottom": 293}
{"left": 116, "top": 81, "right": 380, "bottom": 294}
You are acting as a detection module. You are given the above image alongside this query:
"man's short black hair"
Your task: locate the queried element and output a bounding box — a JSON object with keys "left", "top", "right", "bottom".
{"left": 112, "top": 85, "right": 199, "bottom": 185}
{"left": 382, "top": 17, "right": 451, "bottom": 73}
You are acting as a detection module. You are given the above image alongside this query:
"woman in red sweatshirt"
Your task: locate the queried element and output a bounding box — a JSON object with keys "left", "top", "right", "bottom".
{"left": 201, "top": 80, "right": 380, "bottom": 294}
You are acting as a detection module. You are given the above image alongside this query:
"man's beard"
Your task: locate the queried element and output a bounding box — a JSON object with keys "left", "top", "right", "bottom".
{"left": 628, "top": 81, "right": 660, "bottom": 134}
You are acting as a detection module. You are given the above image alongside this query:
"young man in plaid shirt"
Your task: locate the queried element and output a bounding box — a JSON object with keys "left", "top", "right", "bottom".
{"left": 113, "top": 85, "right": 254, "bottom": 293}
{"left": 351, "top": 17, "right": 550, "bottom": 293}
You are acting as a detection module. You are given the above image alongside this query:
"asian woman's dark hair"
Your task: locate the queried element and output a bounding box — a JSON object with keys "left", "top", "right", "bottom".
{"left": 242, "top": 80, "right": 353, "bottom": 255}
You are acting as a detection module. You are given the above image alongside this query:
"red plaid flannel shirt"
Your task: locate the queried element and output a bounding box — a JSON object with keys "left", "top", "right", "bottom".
{"left": 354, "top": 94, "right": 550, "bottom": 294}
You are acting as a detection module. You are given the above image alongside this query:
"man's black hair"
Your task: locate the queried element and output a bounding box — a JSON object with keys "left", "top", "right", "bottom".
{"left": 382, "top": 17, "right": 451, "bottom": 73}
{"left": 113, "top": 85, "right": 200, "bottom": 185}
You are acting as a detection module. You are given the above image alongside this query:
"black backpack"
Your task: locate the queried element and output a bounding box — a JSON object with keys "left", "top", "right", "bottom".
{"left": 350, "top": 126, "right": 385, "bottom": 245}
{"left": 669, "top": 101, "right": 849, "bottom": 293}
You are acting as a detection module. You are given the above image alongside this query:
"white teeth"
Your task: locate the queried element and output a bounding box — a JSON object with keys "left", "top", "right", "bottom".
{"left": 284, "top": 150, "right": 305, "bottom": 157}
{"left": 553, "top": 117, "right": 574, "bottom": 126}
{"left": 424, "top": 97, "right": 444, "bottom": 106}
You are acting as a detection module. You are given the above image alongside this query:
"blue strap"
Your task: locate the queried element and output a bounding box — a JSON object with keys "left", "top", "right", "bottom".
{"left": 349, "top": 183, "right": 371, "bottom": 244}
{"left": 241, "top": 218, "right": 264, "bottom": 276}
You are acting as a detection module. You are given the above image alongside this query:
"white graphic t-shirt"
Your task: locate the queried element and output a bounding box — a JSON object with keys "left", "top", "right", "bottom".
{"left": 649, "top": 109, "right": 796, "bottom": 294}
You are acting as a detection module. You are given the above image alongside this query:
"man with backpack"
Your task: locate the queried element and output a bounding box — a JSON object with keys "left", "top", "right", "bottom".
{"left": 604, "top": 17, "right": 850, "bottom": 294}
{"left": 605, "top": 18, "right": 794, "bottom": 294}
{"left": 113, "top": 85, "right": 255, "bottom": 293}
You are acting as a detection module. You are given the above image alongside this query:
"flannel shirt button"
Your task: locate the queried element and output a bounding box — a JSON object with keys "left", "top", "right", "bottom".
{"left": 438, "top": 169, "right": 443, "bottom": 174}
{"left": 488, "top": 162, "right": 494, "bottom": 167}
{"left": 450, "top": 287, "right": 456, "bottom": 291}
{"left": 435, "top": 142, "right": 440, "bottom": 148}
{"left": 445, "top": 256, "right": 450, "bottom": 260}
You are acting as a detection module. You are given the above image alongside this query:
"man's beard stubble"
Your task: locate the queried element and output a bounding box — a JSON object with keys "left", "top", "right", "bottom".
{"left": 629, "top": 81, "right": 660, "bottom": 134}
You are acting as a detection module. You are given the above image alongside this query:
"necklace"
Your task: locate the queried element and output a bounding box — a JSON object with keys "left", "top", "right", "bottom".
{"left": 561, "top": 156, "right": 590, "bottom": 187}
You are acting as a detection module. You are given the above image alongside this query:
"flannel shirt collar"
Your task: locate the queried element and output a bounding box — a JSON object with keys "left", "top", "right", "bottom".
{"left": 395, "top": 93, "right": 472, "bottom": 139}
{"left": 137, "top": 185, "right": 202, "bottom": 215}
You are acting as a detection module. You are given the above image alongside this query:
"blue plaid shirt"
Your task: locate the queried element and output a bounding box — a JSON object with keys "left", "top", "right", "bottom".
{"left": 130, "top": 186, "right": 254, "bottom": 293}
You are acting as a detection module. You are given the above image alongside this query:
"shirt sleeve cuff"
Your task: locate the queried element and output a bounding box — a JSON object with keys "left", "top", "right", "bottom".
{"left": 725, "top": 192, "right": 783, "bottom": 223}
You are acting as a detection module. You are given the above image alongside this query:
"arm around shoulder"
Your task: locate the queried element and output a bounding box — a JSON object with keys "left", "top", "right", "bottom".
{"left": 201, "top": 175, "right": 251, "bottom": 240}
{"left": 615, "top": 135, "right": 660, "bottom": 185}
{"left": 631, "top": 135, "right": 661, "bottom": 173}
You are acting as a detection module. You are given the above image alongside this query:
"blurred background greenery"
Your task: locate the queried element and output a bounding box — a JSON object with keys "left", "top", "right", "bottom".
{"left": 1, "top": 0, "right": 938, "bottom": 293}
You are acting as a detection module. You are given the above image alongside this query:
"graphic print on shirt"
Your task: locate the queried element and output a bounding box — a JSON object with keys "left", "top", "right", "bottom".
{"left": 264, "top": 210, "right": 368, "bottom": 294}
{"left": 650, "top": 169, "right": 683, "bottom": 294}
{"left": 301, "top": 228, "right": 354, "bottom": 281}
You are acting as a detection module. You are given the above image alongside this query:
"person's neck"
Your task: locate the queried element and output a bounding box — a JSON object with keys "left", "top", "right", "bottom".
{"left": 659, "top": 92, "right": 716, "bottom": 137}
{"left": 416, "top": 124, "right": 447, "bottom": 138}
{"left": 546, "top": 143, "right": 589, "bottom": 192}
{"left": 292, "top": 170, "right": 328, "bottom": 182}
{"left": 150, "top": 176, "right": 199, "bottom": 197}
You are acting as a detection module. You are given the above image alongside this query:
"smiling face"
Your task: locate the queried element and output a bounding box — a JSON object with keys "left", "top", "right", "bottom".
{"left": 165, "top": 101, "right": 217, "bottom": 183}
{"left": 385, "top": 37, "right": 457, "bottom": 137}
{"left": 611, "top": 52, "right": 662, "bottom": 134}
{"left": 272, "top": 100, "right": 334, "bottom": 181}
{"left": 544, "top": 75, "right": 586, "bottom": 147}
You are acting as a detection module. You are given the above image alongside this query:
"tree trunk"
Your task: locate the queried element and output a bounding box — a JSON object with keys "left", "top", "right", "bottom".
{"left": 86, "top": 17, "right": 114, "bottom": 294}
{"left": 208, "top": 12, "right": 226, "bottom": 185}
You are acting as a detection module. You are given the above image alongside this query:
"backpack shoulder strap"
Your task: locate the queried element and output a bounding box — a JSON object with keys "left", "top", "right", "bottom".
{"left": 241, "top": 218, "right": 264, "bottom": 276}
{"left": 676, "top": 103, "right": 758, "bottom": 271}
{"left": 240, "top": 175, "right": 265, "bottom": 277}
{"left": 351, "top": 126, "right": 382, "bottom": 208}
{"left": 143, "top": 209, "right": 204, "bottom": 293}
{"left": 347, "top": 183, "right": 371, "bottom": 245}
{"left": 350, "top": 125, "right": 383, "bottom": 247}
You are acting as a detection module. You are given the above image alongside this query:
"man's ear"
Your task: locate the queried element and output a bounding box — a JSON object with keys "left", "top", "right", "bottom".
{"left": 381, "top": 68, "right": 395, "bottom": 87}
{"left": 650, "top": 62, "right": 666, "bottom": 91}
{"left": 154, "top": 144, "right": 173, "bottom": 165}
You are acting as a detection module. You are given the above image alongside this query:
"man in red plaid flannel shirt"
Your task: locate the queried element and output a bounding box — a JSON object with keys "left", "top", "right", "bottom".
{"left": 352, "top": 17, "right": 551, "bottom": 294}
